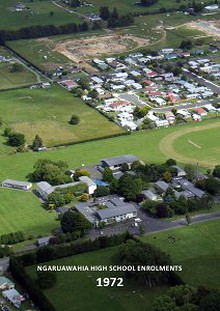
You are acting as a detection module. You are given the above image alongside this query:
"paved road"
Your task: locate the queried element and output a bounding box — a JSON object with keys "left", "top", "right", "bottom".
{"left": 184, "top": 70, "right": 220, "bottom": 94}
{"left": 1, "top": 211, "right": 219, "bottom": 272}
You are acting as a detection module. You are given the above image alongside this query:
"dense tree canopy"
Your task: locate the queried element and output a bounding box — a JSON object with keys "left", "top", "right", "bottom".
{"left": 30, "top": 159, "right": 71, "bottom": 185}
{"left": 118, "top": 240, "right": 181, "bottom": 287}
{"left": 61, "top": 210, "right": 92, "bottom": 236}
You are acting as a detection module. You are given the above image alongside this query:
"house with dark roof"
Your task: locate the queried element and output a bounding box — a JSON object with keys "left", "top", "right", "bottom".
{"left": 75, "top": 195, "right": 137, "bottom": 226}
{"left": 100, "top": 154, "right": 138, "bottom": 171}
{"left": 155, "top": 181, "right": 169, "bottom": 193}
{"left": 178, "top": 179, "right": 205, "bottom": 199}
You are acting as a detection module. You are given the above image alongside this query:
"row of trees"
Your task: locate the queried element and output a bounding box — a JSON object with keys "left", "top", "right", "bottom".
{"left": 0, "top": 231, "right": 25, "bottom": 245}
{"left": 99, "top": 6, "right": 134, "bottom": 28}
{"left": 0, "top": 245, "right": 12, "bottom": 258}
{"left": 0, "top": 22, "right": 89, "bottom": 42}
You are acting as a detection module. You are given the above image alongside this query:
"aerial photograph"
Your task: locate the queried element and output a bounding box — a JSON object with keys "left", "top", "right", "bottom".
{"left": 0, "top": 0, "right": 220, "bottom": 310}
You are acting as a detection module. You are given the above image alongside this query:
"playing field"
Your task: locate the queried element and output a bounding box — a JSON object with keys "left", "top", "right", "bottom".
{"left": 141, "top": 219, "right": 220, "bottom": 289}
{"left": 0, "top": 119, "right": 220, "bottom": 183}
{"left": 159, "top": 121, "right": 220, "bottom": 167}
{"left": 0, "top": 187, "right": 57, "bottom": 236}
{"left": 0, "top": 85, "right": 124, "bottom": 146}
{"left": 25, "top": 219, "right": 220, "bottom": 311}
{"left": 26, "top": 246, "right": 167, "bottom": 311}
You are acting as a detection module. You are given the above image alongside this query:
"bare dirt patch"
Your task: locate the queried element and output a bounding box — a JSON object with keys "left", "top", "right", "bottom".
{"left": 187, "top": 20, "right": 220, "bottom": 38}
{"left": 53, "top": 34, "right": 149, "bottom": 72}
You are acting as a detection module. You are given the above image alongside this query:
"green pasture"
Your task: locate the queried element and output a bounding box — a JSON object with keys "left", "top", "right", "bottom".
{"left": 0, "top": 119, "right": 220, "bottom": 183}
{"left": 0, "top": 61, "right": 39, "bottom": 90}
{"left": 25, "top": 219, "right": 220, "bottom": 311}
{"left": 0, "top": 0, "right": 83, "bottom": 30}
{"left": 141, "top": 219, "right": 220, "bottom": 289}
{"left": 0, "top": 85, "right": 124, "bottom": 146}
{"left": 0, "top": 187, "right": 57, "bottom": 236}
{"left": 26, "top": 246, "right": 167, "bottom": 311}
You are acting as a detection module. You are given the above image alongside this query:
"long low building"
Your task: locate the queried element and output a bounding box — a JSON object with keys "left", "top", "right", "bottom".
{"left": 75, "top": 195, "right": 137, "bottom": 226}
{"left": 2, "top": 288, "right": 25, "bottom": 308}
{"left": 1, "top": 179, "right": 32, "bottom": 191}
{"left": 100, "top": 154, "right": 138, "bottom": 171}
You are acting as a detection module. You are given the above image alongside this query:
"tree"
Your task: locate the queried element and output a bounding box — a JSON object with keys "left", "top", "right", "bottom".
{"left": 212, "top": 165, "right": 220, "bottom": 177}
{"left": 46, "top": 192, "right": 65, "bottom": 208}
{"left": 49, "top": 11, "right": 54, "bottom": 17}
{"left": 80, "top": 193, "right": 89, "bottom": 202}
{"left": 94, "top": 186, "right": 110, "bottom": 197}
{"left": 61, "top": 210, "right": 92, "bottom": 236}
{"left": 78, "top": 76, "right": 90, "bottom": 90}
{"left": 185, "top": 213, "right": 191, "bottom": 225}
{"left": 184, "top": 164, "right": 196, "bottom": 181}
{"left": 111, "top": 7, "right": 119, "bottom": 20}
{"left": 166, "top": 158, "right": 177, "bottom": 166}
{"left": 74, "top": 169, "right": 91, "bottom": 179}
{"left": 30, "top": 159, "right": 71, "bottom": 185}
{"left": 69, "top": 114, "right": 80, "bottom": 125}
{"left": 99, "top": 6, "right": 110, "bottom": 20}
{"left": 200, "top": 292, "right": 220, "bottom": 311}
{"left": 163, "top": 171, "right": 172, "bottom": 183}
{"left": 10, "top": 62, "right": 23, "bottom": 72}
{"left": 37, "top": 271, "right": 57, "bottom": 289}
{"left": 32, "top": 134, "right": 43, "bottom": 151}
{"left": 8, "top": 132, "right": 25, "bottom": 146}
{"left": 102, "top": 167, "right": 114, "bottom": 183}
{"left": 152, "top": 295, "right": 178, "bottom": 311}
{"left": 71, "top": 0, "right": 81, "bottom": 7}
{"left": 118, "top": 173, "right": 143, "bottom": 201}
{"left": 119, "top": 239, "right": 180, "bottom": 287}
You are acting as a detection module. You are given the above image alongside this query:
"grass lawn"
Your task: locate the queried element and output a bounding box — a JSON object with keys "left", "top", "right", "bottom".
{"left": 0, "top": 187, "right": 57, "bottom": 236}
{"left": 0, "top": 0, "right": 83, "bottom": 30}
{"left": 0, "top": 61, "right": 39, "bottom": 90}
{"left": 0, "top": 85, "right": 124, "bottom": 146}
{"left": 141, "top": 219, "right": 220, "bottom": 289}
{"left": 0, "top": 118, "right": 220, "bottom": 182}
{"left": 26, "top": 246, "right": 167, "bottom": 311}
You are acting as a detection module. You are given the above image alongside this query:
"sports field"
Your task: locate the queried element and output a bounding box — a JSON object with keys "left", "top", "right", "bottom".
{"left": 142, "top": 219, "right": 220, "bottom": 289}
{"left": 0, "top": 119, "right": 220, "bottom": 183}
{"left": 0, "top": 85, "right": 124, "bottom": 146}
{"left": 26, "top": 246, "right": 167, "bottom": 311}
{"left": 26, "top": 219, "right": 220, "bottom": 311}
{"left": 0, "top": 187, "right": 57, "bottom": 236}
{"left": 159, "top": 121, "right": 220, "bottom": 168}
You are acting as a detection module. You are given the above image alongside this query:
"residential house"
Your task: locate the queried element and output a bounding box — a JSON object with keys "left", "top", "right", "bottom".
{"left": 0, "top": 277, "right": 15, "bottom": 290}
{"left": 2, "top": 288, "right": 25, "bottom": 308}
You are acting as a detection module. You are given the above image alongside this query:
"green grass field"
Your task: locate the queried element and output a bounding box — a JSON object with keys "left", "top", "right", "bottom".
{"left": 141, "top": 219, "right": 220, "bottom": 289}
{"left": 25, "top": 219, "right": 220, "bottom": 311}
{"left": 0, "top": 187, "right": 57, "bottom": 236}
{"left": 0, "top": 61, "right": 39, "bottom": 90}
{"left": 26, "top": 246, "right": 167, "bottom": 311}
{"left": 0, "top": 85, "right": 124, "bottom": 146}
{"left": 0, "top": 0, "right": 83, "bottom": 30}
{"left": 0, "top": 118, "right": 220, "bottom": 183}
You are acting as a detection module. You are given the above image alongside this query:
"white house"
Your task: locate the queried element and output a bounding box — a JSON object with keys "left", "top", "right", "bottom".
{"left": 1, "top": 179, "right": 32, "bottom": 191}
